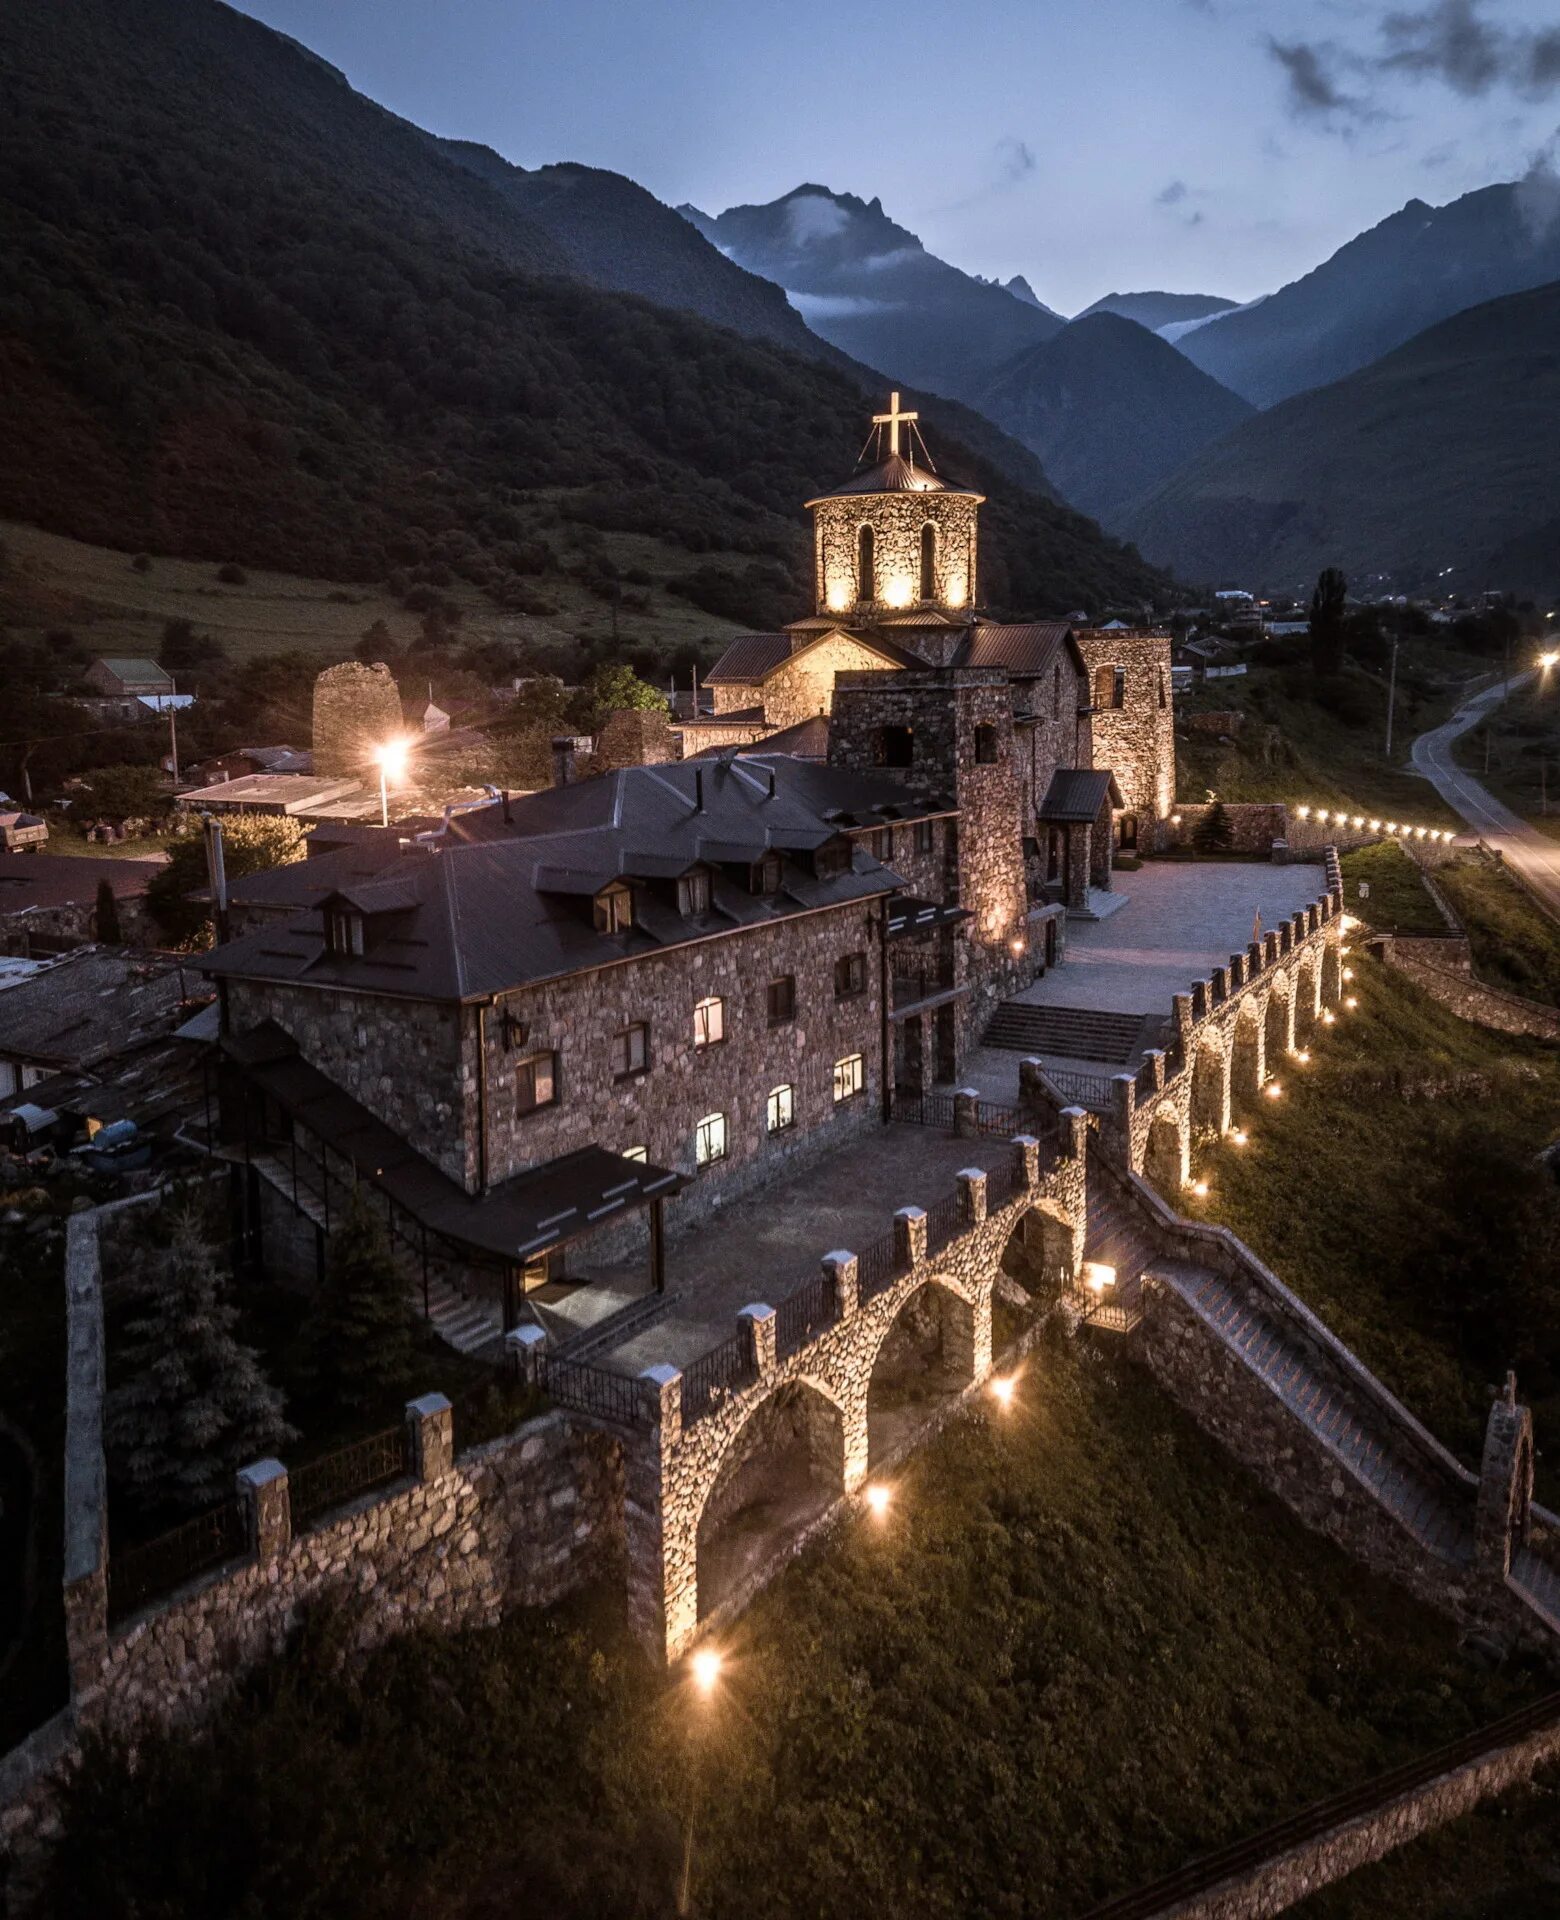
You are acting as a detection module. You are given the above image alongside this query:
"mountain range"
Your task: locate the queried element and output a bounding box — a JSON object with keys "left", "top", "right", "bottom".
{"left": 0, "top": 0, "right": 1166, "bottom": 637}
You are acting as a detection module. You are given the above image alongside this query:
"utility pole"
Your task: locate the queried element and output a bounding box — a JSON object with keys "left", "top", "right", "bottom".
{"left": 1384, "top": 632, "right": 1400, "bottom": 759}
{"left": 167, "top": 674, "right": 180, "bottom": 787}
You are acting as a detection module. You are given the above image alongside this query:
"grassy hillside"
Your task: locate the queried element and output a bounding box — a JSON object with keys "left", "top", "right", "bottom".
{"left": 45, "top": 1332, "right": 1533, "bottom": 1919}
{"left": 0, "top": 0, "right": 1165, "bottom": 645}
{"left": 1127, "top": 282, "right": 1560, "bottom": 598}
{"left": 1450, "top": 671, "right": 1560, "bottom": 839}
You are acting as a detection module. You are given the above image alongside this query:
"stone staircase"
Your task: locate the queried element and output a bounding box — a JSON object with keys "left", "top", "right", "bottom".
{"left": 983, "top": 1002, "right": 1152, "bottom": 1064}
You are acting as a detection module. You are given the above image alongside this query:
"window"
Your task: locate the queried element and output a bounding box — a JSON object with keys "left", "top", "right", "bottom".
{"left": 766, "top": 975, "right": 796, "bottom": 1026}
{"left": 678, "top": 868, "right": 712, "bottom": 916}
{"left": 695, "top": 1111, "right": 727, "bottom": 1168}
{"left": 324, "top": 908, "right": 364, "bottom": 957}
{"left": 693, "top": 994, "right": 725, "bottom": 1049}
{"left": 974, "top": 725, "right": 999, "bottom": 764}
{"left": 867, "top": 825, "right": 892, "bottom": 860}
{"left": 834, "top": 951, "right": 867, "bottom": 999}
{"left": 767, "top": 1084, "right": 794, "bottom": 1134}
{"left": 876, "top": 725, "right": 913, "bottom": 768}
{"left": 1052, "top": 663, "right": 1062, "bottom": 720}
{"left": 516, "top": 1050, "right": 558, "bottom": 1115}
{"left": 814, "top": 839, "right": 851, "bottom": 880}
{"left": 856, "top": 523, "right": 876, "bottom": 602}
{"left": 1158, "top": 669, "right": 1167, "bottom": 710}
{"left": 919, "top": 522, "right": 937, "bottom": 600}
{"left": 833, "top": 1053, "right": 865, "bottom": 1103}
{"left": 594, "top": 883, "right": 633, "bottom": 933}
{"left": 1094, "top": 663, "right": 1125, "bottom": 709}
{"left": 622, "top": 1145, "right": 648, "bottom": 1164}
{"left": 1112, "top": 666, "right": 1127, "bottom": 708}
{"left": 611, "top": 1022, "right": 649, "bottom": 1077}
{"left": 750, "top": 853, "right": 782, "bottom": 894}
{"left": 915, "top": 819, "right": 934, "bottom": 855}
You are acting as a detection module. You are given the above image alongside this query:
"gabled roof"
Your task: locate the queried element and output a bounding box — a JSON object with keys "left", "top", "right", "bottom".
{"left": 1038, "top": 769, "right": 1124, "bottom": 824}
{"left": 806, "top": 453, "right": 983, "bottom": 506}
{"left": 92, "top": 656, "right": 172, "bottom": 687}
{"left": 952, "top": 621, "right": 1082, "bottom": 678}
{"left": 706, "top": 626, "right": 927, "bottom": 687}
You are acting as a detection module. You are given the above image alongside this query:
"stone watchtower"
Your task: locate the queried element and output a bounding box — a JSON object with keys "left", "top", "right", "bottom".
{"left": 1072, "top": 626, "right": 1175, "bottom": 831}
{"left": 807, "top": 394, "right": 984, "bottom": 625}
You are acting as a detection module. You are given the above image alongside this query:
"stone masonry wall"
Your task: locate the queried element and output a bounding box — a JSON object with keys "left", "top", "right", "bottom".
{"left": 761, "top": 633, "right": 924, "bottom": 729}
{"left": 1377, "top": 941, "right": 1560, "bottom": 1040}
{"left": 1161, "top": 802, "right": 1289, "bottom": 857}
{"left": 1075, "top": 628, "right": 1175, "bottom": 819}
{"left": 812, "top": 491, "right": 979, "bottom": 618}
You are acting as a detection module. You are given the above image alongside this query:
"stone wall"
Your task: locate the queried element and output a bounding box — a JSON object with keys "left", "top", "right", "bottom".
{"left": 1376, "top": 940, "right": 1560, "bottom": 1040}
{"left": 1160, "top": 802, "right": 1289, "bottom": 857}
{"left": 593, "top": 708, "right": 673, "bottom": 772}
{"left": 1075, "top": 628, "right": 1175, "bottom": 818}
{"left": 311, "top": 662, "right": 401, "bottom": 778}
{"left": 0, "top": 895, "right": 160, "bottom": 953}
{"left": 812, "top": 491, "right": 979, "bottom": 619}
{"left": 762, "top": 632, "right": 926, "bottom": 729}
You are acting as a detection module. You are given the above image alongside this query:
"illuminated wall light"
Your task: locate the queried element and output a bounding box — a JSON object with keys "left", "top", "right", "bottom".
{"left": 880, "top": 574, "right": 915, "bottom": 610}
{"left": 1322, "top": 1009, "right": 1336, "bottom": 1026}
{"left": 1297, "top": 805, "right": 1311, "bottom": 820}
{"left": 1415, "top": 826, "right": 1428, "bottom": 840}
{"left": 865, "top": 1483, "right": 892, "bottom": 1519}
{"left": 1292, "top": 1048, "right": 1311, "bottom": 1065}
{"left": 690, "top": 1648, "right": 724, "bottom": 1695}
{"left": 989, "top": 1375, "right": 1016, "bottom": 1408}
{"left": 945, "top": 572, "right": 969, "bottom": 610}
{"left": 1316, "top": 809, "right": 1330, "bottom": 823}
{"left": 1230, "top": 1129, "right": 1249, "bottom": 1147}
{"left": 1352, "top": 815, "right": 1365, "bottom": 829}
{"left": 1385, "top": 822, "right": 1397, "bottom": 834}
{"left": 1368, "top": 819, "right": 1381, "bottom": 832}
{"left": 1008, "top": 934, "right": 1027, "bottom": 958}
{"left": 1345, "top": 995, "right": 1359, "bottom": 1010}
{"left": 1082, "top": 1260, "right": 1117, "bottom": 1295}
{"left": 1187, "top": 1178, "right": 1210, "bottom": 1199}
{"left": 1342, "top": 967, "right": 1354, "bottom": 981}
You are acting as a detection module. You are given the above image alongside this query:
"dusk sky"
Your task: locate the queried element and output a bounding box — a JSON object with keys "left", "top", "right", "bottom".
{"left": 235, "top": 0, "right": 1560, "bottom": 313}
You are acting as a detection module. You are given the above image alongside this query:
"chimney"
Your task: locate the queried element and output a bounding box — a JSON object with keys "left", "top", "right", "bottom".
{"left": 693, "top": 768, "right": 704, "bottom": 813}
{"left": 551, "top": 736, "right": 576, "bottom": 788}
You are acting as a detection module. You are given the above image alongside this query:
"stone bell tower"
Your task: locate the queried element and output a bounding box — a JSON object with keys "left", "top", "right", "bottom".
{"left": 807, "top": 394, "right": 984, "bottom": 623}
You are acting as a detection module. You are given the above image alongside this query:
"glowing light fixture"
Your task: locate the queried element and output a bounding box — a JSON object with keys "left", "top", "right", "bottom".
{"left": 375, "top": 736, "right": 411, "bottom": 828}
{"left": 1345, "top": 995, "right": 1359, "bottom": 1010}
{"left": 1296, "top": 806, "right": 1311, "bottom": 820}
{"left": 1542, "top": 651, "right": 1560, "bottom": 670}
{"left": 1368, "top": 819, "right": 1381, "bottom": 832}
{"left": 1265, "top": 1082, "right": 1284, "bottom": 1099}
{"left": 1293, "top": 1048, "right": 1311, "bottom": 1065}
{"left": 990, "top": 1375, "right": 1016, "bottom": 1409}
{"left": 865, "top": 1483, "right": 892, "bottom": 1519}
{"left": 1189, "top": 1179, "right": 1210, "bottom": 1199}
{"left": 1352, "top": 815, "right": 1365, "bottom": 829}
{"left": 1322, "top": 1009, "right": 1336, "bottom": 1026}
{"left": 1009, "top": 934, "right": 1027, "bottom": 958}
{"left": 690, "top": 1648, "right": 724, "bottom": 1696}
{"left": 1082, "top": 1260, "right": 1117, "bottom": 1295}
{"left": 1230, "top": 1129, "right": 1249, "bottom": 1148}
{"left": 1342, "top": 967, "right": 1354, "bottom": 981}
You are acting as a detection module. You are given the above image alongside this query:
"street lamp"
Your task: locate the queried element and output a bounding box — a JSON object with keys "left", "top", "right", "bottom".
{"left": 375, "top": 737, "right": 410, "bottom": 828}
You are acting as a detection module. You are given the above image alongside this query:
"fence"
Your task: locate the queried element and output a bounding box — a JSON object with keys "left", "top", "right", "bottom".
{"left": 1042, "top": 1067, "right": 1115, "bottom": 1111}
{"left": 855, "top": 1227, "right": 905, "bottom": 1303}
{"left": 537, "top": 1352, "right": 650, "bottom": 1427}
{"left": 289, "top": 1425, "right": 408, "bottom": 1532}
{"left": 108, "top": 1495, "right": 249, "bottom": 1621}
{"left": 682, "top": 1329, "right": 759, "bottom": 1424}
{"left": 774, "top": 1271, "right": 839, "bottom": 1360}
{"left": 892, "top": 1089, "right": 959, "bottom": 1129}
{"left": 889, "top": 956, "right": 956, "bottom": 1009}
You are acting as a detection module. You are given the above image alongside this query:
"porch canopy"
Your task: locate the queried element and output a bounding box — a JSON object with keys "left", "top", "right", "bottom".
{"left": 886, "top": 894, "right": 971, "bottom": 938}
{"left": 223, "top": 1023, "right": 683, "bottom": 1265}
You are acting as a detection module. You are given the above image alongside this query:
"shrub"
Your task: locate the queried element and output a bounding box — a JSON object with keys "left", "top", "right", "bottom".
{"left": 93, "top": 876, "right": 121, "bottom": 944}
{"left": 216, "top": 562, "right": 247, "bottom": 585}
{"left": 146, "top": 812, "right": 305, "bottom": 947}
{"left": 130, "top": 553, "right": 151, "bottom": 574}
{"left": 1192, "top": 802, "right": 1233, "bottom": 854}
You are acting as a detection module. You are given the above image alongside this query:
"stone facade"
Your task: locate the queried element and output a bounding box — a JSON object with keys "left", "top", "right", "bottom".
{"left": 1074, "top": 627, "right": 1175, "bottom": 821}
{"left": 311, "top": 661, "right": 401, "bottom": 778}
{"left": 812, "top": 490, "right": 980, "bottom": 619}
{"left": 593, "top": 708, "right": 673, "bottom": 771}
{"left": 712, "top": 632, "right": 916, "bottom": 727}
{"left": 1375, "top": 937, "right": 1560, "bottom": 1040}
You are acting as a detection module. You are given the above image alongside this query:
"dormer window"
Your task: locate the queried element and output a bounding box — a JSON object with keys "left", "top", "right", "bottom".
{"left": 813, "top": 839, "right": 851, "bottom": 880}
{"left": 750, "top": 854, "right": 782, "bottom": 895}
{"left": 678, "top": 868, "right": 713, "bottom": 916}
{"left": 324, "top": 907, "right": 364, "bottom": 957}
{"left": 594, "top": 883, "right": 634, "bottom": 934}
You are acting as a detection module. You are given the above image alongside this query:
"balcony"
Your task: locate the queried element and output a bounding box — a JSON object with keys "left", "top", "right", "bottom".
{"left": 889, "top": 953, "right": 959, "bottom": 1012}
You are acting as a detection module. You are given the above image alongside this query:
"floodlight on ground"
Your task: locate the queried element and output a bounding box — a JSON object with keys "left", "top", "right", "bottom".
{"left": 989, "top": 1375, "right": 1017, "bottom": 1409}
{"left": 1293, "top": 1048, "right": 1311, "bottom": 1065}
{"left": 1188, "top": 1179, "right": 1210, "bottom": 1199}
{"left": 1230, "top": 1129, "right": 1249, "bottom": 1148}
{"left": 1322, "top": 1009, "right": 1336, "bottom": 1026}
{"left": 1265, "top": 1082, "right": 1284, "bottom": 1099}
{"left": 689, "top": 1648, "right": 724, "bottom": 1697}
{"left": 865, "top": 1483, "right": 892, "bottom": 1519}
{"left": 1345, "top": 996, "right": 1359, "bottom": 1011}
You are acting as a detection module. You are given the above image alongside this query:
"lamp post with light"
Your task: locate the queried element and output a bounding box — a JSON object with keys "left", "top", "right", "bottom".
{"left": 677, "top": 1647, "right": 724, "bottom": 1916}
{"left": 375, "top": 738, "right": 409, "bottom": 829}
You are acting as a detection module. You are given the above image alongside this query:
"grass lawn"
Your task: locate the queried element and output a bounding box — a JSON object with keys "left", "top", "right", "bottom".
{"left": 43, "top": 817, "right": 175, "bottom": 863}
{"left": 46, "top": 1329, "right": 1542, "bottom": 1920}
{"left": 1435, "top": 856, "right": 1560, "bottom": 1008}
{"left": 1294, "top": 1762, "right": 1560, "bottom": 1918}
{"left": 1180, "top": 962, "right": 1560, "bottom": 1500}
{"left": 1450, "top": 672, "right": 1560, "bottom": 834}
{"left": 1340, "top": 841, "right": 1448, "bottom": 936}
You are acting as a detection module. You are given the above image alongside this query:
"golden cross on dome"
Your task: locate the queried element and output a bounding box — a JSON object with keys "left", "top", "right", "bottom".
{"left": 872, "top": 390, "right": 918, "bottom": 458}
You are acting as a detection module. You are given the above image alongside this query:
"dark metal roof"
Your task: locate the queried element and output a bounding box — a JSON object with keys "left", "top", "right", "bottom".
{"left": 886, "top": 896, "right": 972, "bottom": 937}
{"left": 0, "top": 852, "right": 165, "bottom": 910}
{"left": 0, "top": 950, "right": 190, "bottom": 1069}
{"left": 227, "top": 1024, "right": 682, "bottom": 1262}
{"left": 952, "top": 622, "right": 1079, "bottom": 676}
{"left": 744, "top": 715, "right": 830, "bottom": 761}
{"left": 806, "top": 454, "right": 983, "bottom": 505}
{"left": 1038, "top": 769, "right": 1124, "bottom": 824}
{"left": 205, "top": 758, "right": 956, "bottom": 1003}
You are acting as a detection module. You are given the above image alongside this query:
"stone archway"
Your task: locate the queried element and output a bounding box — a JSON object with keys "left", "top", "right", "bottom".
{"left": 1001, "top": 1200, "right": 1079, "bottom": 1304}
{"left": 695, "top": 1379, "right": 846, "bottom": 1621}
{"left": 1143, "top": 1104, "right": 1187, "bottom": 1196}
{"left": 1293, "top": 955, "right": 1319, "bottom": 1040}
{"left": 1264, "top": 980, "right": 1293, "bottom": 1074}
{"left": 1189, "top": 1036, "right": 1229, "bottom": 1142}
{"left": 866, "top": 1281, "right": 976, "bottom": 1466}
{"left": 1231, "top": 1000, "right": 1263, "bottom": 1110}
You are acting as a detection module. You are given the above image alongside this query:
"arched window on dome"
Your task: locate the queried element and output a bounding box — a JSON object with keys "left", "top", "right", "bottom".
{"left": 919, "top": 522, "right": 937, "bottom": 601}
{"left": 857, "top": 524, "right": 875, "bottom": 602}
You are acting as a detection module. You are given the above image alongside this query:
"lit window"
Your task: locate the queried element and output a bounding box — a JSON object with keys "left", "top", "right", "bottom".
{"left": 834, "top": 952, "right": 867, "bottom": 999}
{"left": 594, "top": 884, "right": 633, "bottom": 933}
{"left": 516, "top": 1051, "right": 557, "bottom": 1115}
{"left": 622, "top": 1145, "right": 647, "bottom": 1164}
{"left": 766, "top": 975, "right": 796, "bottom": 1026}
{"left": 325, "top": 908, "right": 364, "bottom": 957}
{"left": 678, "top": 869, "right": 712, "bottom": 916}
{"left": 974, "top": 725, "right": 999, "bottom": 764}
{"left": 767, "top": 1084, "right": 794, "bottom": 1134}
{"left": 919, "top": 522, "right": 937, "bottom": 600}
{"left": 915, "top": 819, "right": 934, "bottom": 855}
{"left": 693, "top": 994, "right": 725, "bottom": 1049}
{"left": 695, "top": 1111, "right": 727, "bottom": 1167}
{"left": 833, "top": 1053, "right": 865, "bottom": 1103}
{"left": 611, "top": 1022, "right": 649, "bottom": 1077}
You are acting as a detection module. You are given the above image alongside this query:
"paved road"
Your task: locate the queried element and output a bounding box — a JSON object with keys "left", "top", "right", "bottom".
{"left": 1411, "top": 669, "right": 1560, "bottom": 916}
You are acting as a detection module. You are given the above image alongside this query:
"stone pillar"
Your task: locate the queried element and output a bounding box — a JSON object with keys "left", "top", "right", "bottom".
{"left": 1146, "top": 1048, "right": 1166, "bottom": 1092}
{"left": 1476, "top": 1372, "right": 1534, "bottom": 1581}
{"left": 1060, "top": 1105, "right": 1090, "bottom": 1164}
{"left": 626, "top": 1365, "right": 691, "bottom": 1661}
{"left": 1191, "top": 980, "right": 1209, "bottom": 1022}
{"left": 958, "top": 1168, "right": 989, "bottom": 1226}
{"left": 236, "top": 1457, "right": 291, "bottom": 1564}
{"left": 405, "top": 1392, "right": 454, "bottom": 1481}
{"left": 1322, "top": 936, "right": 1344, "bottom": 1002}
{"left": 824, "top": 1250, "right": 859, "bottom": 1322}
{"left": 739, "top": 1303, "right": 778, "bottom": 1379}
{"left": 1228, "top": 951, "right": 1246, "bottom": 990}
{"left": 1263, "top": 931, "right": 1281, "bottom": 968}
{"left": 506, "top": 1323, "right": 547, "bottom": 1387}
{"left": 953, "top": 1088, "right": 983, "bottom": 1139}
{"left": 1248, "top": 939, "right": 1263, "bottom": 976}
{"left": 1013, "top": 1134, "right": 1043, "bottom": 1190}
{"left": 1172, "top": 992, "right": 1194, "bottom": 1049}
{"left": 1110, "top": 1072, "right": 1136, "bottom": 1169}
{"left": 62, "top": 1566, "right": 108, "bottom": 1695}
{"left": 894, "top": 1205, "right": 928, "bottom": 1270}
{"left": 1211, "top": 965, "right": 1229, "bottom": 1006}
{"left": 840, "top": 1378, "right": 871, "bottom": 1493}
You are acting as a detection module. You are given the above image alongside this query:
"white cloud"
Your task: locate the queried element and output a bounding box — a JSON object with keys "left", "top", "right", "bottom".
{"left": 784, "top": 194, "right": 850, "bottom": 246}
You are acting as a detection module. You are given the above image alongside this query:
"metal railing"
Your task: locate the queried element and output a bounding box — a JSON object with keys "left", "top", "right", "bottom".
{"left": 892, "top": 1089, "right": 959, "bottom": 1129}
{"left": 108, "top": 1495, "right": 249, "bottom": 1621}
{"left": 1042, "top": 1067, "right": 1115, "bottom": 1110}
{"left": 985, "top": 1150, "right": 1026, "bottom": 1212}
{"left": 682, "top": 1328, "right": 759, "bottom": 1424}
{"left": 924, "top": 1190, "right": 967, "bottom": 1258}
{"left": 290, "top": 1426, "right": 408, "bottom": 1532}
{"left": 889, "top": 957, "right": 957, "bottom": 1008}
{"left": 856, "top": 1227, "right": 904, "bottom": 1302}
{"left": 972, "top": 1101, "right": 1020, "bottom": 1136}
{"left": 774, "top": 1271, "right": 839, "bottom": 1360}
{"left": 537, "top": 1352, "right": 649, "bottom": 1427}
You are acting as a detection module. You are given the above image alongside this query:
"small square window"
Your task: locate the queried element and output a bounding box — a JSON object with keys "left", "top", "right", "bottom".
{"left": 974, "top": 725, "right": 999, "bottom": 764}
{"left": 751, "top": 853, "right": 782, "bottom": 895}
{"left": 834, "top": 952, "right": 867, "bottom": 999}
{"left": 833, "top": 1053, "right": 865, "bottom": 1103}
{"left": 678, "top": 869, "right": 712, "bottom": 916}
{"left": 594, "top": 884, "right": 633, "bottom": 933}
{"left": 516, "top": 1050, "right": 557, "bottom": 1115}
{"left": 876, "top": 726, "right": 913, "bottom": 768}
{"left": 695, "top": 1111, "right": 727, "bottom": 1167}
{"left": 611, "top": 1022, "right": 649, "bottom": 1077}
{"left": 915, "top": 819, "right": 934, "bottom": 855}
{"left": 866, "top": 825, "right": 892, "bottom": 860}
{"left": 693, "top": 994, "right": 725, "bottom": 1049}
{"left": 766, "top": 975, "right": 796, "bottom": 1026}
{"left": 767, "top": 1084, "right": 794, "bottom": 1134}
{"left": 325, "top": 908, "right": 364, "bottom": 957}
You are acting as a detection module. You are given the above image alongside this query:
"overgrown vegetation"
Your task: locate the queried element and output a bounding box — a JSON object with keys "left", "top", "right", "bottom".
{"left": 1187, "top": 964, "right": 1560, "bottom": 1497}
{"left": 1450, "top": 669, "right": 1560, "bottom": 838}
{"left": 146, "top": 812, "right": 304, "bottom": 947}
{"left": 47, "top": 1333, "right": 1537, "bottom": 1919}
{"left": 1436, "top": 856, "right": 1560, "bottom": 1008}
{"left": 1339, "top": 841, "right": 1447, "bottom": 936}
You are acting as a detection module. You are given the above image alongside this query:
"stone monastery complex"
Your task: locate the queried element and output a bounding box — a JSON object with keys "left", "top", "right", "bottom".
{"left": 33, "top": 399, "right": 1560, "bottom": 1792}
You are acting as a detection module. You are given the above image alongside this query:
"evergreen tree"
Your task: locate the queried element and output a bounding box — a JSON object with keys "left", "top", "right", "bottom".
{"left": 105, "top": 1207, "right": 294, "bottom": 1512}
{"left": 1309, "top": 567, "right": 1348, "bottom": 679}
{"left": 355, "top": 617, "right": 396, "bottom": 664}
{"left": 1193, "top": 801, "right": 1233, "bottom": 854}
{"left": 309, "top": 1189, "right": 416, "bottom": 1416}
{"left": 93, "top": 876, "right": 121, "bottom": 944}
